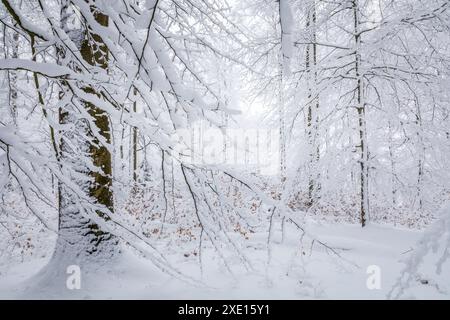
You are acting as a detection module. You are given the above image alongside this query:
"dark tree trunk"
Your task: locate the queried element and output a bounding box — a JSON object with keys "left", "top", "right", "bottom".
{"left": 78, "top": 5, "right": 115, "bottom": 246}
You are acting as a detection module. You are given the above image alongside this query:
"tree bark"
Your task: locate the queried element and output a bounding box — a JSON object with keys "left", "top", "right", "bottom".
{"left": 132, "top": 88, "right": 138, "bottom": 182}
{"left": 353, "top": 0, "right": 369, "bottom": 227}
{"left": 79, "top": 4, "right": 115, "bottom": 243}
{"left": 305, "top": 0, "right": 320, "bottom": 208}
{"left": 55, "top": 1, "right": 115, "bottom": 256}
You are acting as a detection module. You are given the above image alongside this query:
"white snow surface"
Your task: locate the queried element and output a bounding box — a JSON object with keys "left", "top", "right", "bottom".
{"left": 1, "top": 221, "right": 448, "bottom": 299}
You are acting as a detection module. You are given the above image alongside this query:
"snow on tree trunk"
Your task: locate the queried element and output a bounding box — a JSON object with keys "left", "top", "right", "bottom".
{"left": 305, "top": 0, "right": 320, "bottom": 208}
{"left": 353, "top": 0, "right": 369, "bottom": 227}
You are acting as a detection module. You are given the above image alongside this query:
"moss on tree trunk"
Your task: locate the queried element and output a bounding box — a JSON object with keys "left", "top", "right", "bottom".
{"left": 80, "top": 6, "right": 114, "bottom": 244}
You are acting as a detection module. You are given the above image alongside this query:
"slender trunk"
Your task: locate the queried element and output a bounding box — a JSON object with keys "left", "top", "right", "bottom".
{"left": 414, "top": 99, "right": 424, "bottom": 212}
{"left": 278, "top": 7, "right": 286, "bottom": 179}
{"left": 256, "top": 129, "right": 260, "bottom": 174}
{"left": 160, "top": 150, "right": 168, "bottom": 236}
{"left": 30, "top": 36, "right": 59, "bottom": 192}
{"left": 9, "top": 29, "right": 18, "bottom": 125}
{"left": 222, "top": 111, "right": 228, "bottom": 165}
{"left": 132, "top": 88, "right": 138, "bottom": 182}
{"left": 312, "top": 2, "right": 321, "bottom": 201}
{"left": 2, "top": 21, "right": 18, "bottom": 125}
{"left": 353, "top": 0, "right": 368, "bottom": 227}
{"left": 388, "top": 121, "right": 397, "bottom": 206}
{"left": 305, "top": 1, "right": 320, "bottom": 208}
{"left": 306, "top": 8, "right": 313, "bottom": 204}
{"left": 279, "top": 89, "right": 286, "bottom": 179}
{"left": 120, "top": 125, "right": 125, "bottom": 173}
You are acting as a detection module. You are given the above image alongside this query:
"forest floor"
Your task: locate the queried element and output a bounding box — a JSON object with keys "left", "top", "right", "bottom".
{"left": 0, "top": 220, "right": 448, "bottom": 299}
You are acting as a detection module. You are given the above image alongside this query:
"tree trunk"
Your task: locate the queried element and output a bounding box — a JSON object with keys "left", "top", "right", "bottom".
{"left": 353, "top": 0, "right": 368, "bottom": 227}
{"left": 9, "top": 28, "right": 18, "bottom": 125}
{"left": 80, "top": 4, "right": 115, "bottom": 242}
{"left": 414, "top": 97, "right": 424, "bottom": 212}
{"left": 27, "top": 2, "right": 117, "bottom": 297}
{"left": 305, "top": 0, "right": 320, "bottom": 208}
{"left": 278, "top": 5, "right": 286, "bottom": 180}
{"left": 132, "top": 90, "right": 138, "bottom": 183}
{"left": 388, "top": 121, "right": 397, "bottom": 206}
{"left": 56, "top": 1, "right": 115, "bottom": 257}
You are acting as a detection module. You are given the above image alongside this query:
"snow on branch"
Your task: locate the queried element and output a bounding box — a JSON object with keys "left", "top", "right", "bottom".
{"left": 389, "top": 203, "right": 450, "bottom": 299}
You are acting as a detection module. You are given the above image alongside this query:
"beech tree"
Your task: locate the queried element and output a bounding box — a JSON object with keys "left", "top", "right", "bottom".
{"left": 0, "top": 0, "right": 327, "bottom": 285}
{"left": 0, "top": 0, "right": 449, "bottom": 299}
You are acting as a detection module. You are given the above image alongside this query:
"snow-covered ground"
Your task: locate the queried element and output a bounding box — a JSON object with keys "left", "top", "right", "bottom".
{"left": 1, "top": 220, "right": 447, "bottom": 299}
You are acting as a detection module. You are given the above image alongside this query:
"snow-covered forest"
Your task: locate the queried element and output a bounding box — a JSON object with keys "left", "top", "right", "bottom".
{"left": 0, "top": 0, "right": 449, "bottom": 299}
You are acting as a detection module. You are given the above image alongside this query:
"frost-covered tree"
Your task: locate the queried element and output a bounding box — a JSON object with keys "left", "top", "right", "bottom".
{"left": 270, "top": 0, "right": 450, "bottom": 227}
{"left": 0, "top": 0, "right": 449, "bottom": 299}
{"left": 0, "top": 0, "right": 270, "bottom": 283}
{"left": 1, "top": 0, "right": 331, "bottom": 291}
